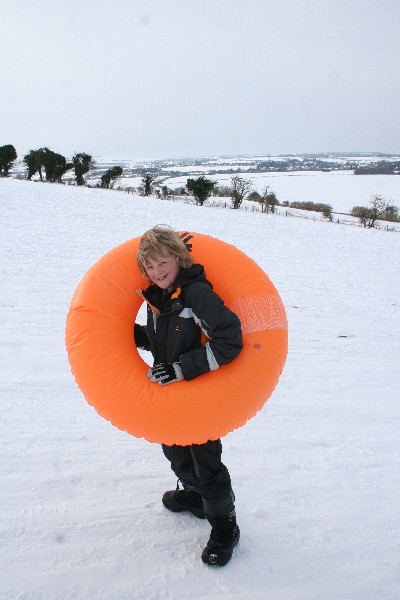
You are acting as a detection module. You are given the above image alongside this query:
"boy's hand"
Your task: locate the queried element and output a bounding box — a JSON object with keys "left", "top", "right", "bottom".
{"left": 147, "top": 362, "right": 184, "bottom": 386}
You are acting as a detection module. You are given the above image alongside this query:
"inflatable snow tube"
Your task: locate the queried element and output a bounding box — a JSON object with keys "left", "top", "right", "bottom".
{"left": 65, "top": 232, "right": 288, "bottom": 445}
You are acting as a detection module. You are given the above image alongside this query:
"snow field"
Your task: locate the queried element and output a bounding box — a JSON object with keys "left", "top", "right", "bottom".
{"left": 1, "top": 178, "right": 399, "bottom": 599}
{"left": 154, "top": 170, "right": 400, "bottom": 214}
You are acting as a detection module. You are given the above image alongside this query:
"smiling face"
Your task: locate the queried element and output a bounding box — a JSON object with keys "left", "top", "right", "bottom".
{"left": 144, "top": 254, "right": 180, "bottom": 290}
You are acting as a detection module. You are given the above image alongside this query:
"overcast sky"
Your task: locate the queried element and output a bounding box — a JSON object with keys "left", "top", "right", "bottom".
{"left": 1, "top": 0, "right": 399, "bottom": 159}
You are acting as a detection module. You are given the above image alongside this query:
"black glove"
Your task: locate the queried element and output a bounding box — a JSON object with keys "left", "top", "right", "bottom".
{"left": 147, "top": 362, "right": 184, "bottom": 386}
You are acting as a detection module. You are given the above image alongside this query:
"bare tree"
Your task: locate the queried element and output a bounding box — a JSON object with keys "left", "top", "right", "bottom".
{"left": 350, "top": 194, "right": 394, "bottom": 228}
{"left": 230, "top": 175, "right": 252, "bottom": 209}
{"left": 260, "top": 185, "right": 279, "bottom": 214}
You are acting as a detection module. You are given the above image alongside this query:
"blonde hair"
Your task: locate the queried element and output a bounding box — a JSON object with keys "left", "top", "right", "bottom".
{"left": 137, "top": 225, "right": 194, "bottom": 280}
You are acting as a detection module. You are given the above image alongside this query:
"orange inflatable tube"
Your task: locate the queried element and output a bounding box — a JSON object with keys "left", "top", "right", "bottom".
{"left": 65, "top": 232, "right": 288, "bottom": 445}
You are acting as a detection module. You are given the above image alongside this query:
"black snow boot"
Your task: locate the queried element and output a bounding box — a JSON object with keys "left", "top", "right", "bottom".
{"left": 162, "top": 482, "right": 205, "bottom": 519}
{"left": 201, "top": 513, "right": 240, "bottom": 567}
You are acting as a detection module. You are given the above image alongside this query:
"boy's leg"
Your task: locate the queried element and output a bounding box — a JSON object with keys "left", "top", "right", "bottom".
{"left": 189, "top": 441, "right": 239, "bottom": 567}
{"left": 162, "top": 441, "right": 239, "bottom": 566}
{"left": 161, "top": 444, "right": 205, "bottom": 518}
{"left": 189, "top": 440, "right": 235, "bottom": 518}
{"left": 162, "top": 440, "right": 234, "bottom": 515}
{"left": 162, "top": 443, "right": 193, "bottom": 481}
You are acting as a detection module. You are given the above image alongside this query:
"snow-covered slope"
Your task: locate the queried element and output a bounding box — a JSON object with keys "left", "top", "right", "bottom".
{"left": 1, "top": 179, "right": 399, "bottom": 599}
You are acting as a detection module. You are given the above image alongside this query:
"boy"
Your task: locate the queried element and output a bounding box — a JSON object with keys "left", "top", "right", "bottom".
{"left": 134, "top": 225, "right": 243, "bottom": 567}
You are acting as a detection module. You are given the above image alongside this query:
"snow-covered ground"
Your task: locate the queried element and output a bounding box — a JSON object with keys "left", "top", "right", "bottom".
{"left": 160, "top": 170, "right": 400, "bottom": 214}
{"left": 92, "top": 169, "right": 400, "bottom": 215}
{"left": 1, "top": 178, "right": 399, "bottom": 600}
{"left": 14, "top": 155, "right": 400, "bottom": 215}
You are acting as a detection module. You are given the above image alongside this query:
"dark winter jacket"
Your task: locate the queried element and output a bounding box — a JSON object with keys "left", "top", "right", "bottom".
{"left": 134, "top": 263, "right": 243, "bottom": 381}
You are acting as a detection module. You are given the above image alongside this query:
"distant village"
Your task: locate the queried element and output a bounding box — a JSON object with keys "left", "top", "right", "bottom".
{"left": 92, "top": 153, "right": 400, "bottom": 181}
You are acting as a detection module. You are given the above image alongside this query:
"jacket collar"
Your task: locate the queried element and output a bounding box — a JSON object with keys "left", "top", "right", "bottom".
{"left": 136, "top": 263, "right": 210, "bottom": 312}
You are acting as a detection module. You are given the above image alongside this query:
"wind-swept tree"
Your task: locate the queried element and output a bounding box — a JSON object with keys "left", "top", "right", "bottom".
{"left": 72, "top": 152, "right": 94, "bottom": 186}
{"left": 0, "top": 144, "right": 17, "bottom": 177}
{"left": 23, "top": 147, "right": 71, "bottom": 182}
{"left": 42, "top": 148, "right": 72, "bottom": 182}
{"left": 24, "top": 149, "right": 39, "bottom": 180}
{"left": 100, "top": 165, "right": 123, "bottom": 189}
{"left": 141, "top": 172, "right": 159, "bottom": 196}
{"left": 186, "top": 176, "right": 217, "bottom": 206}
{"left": 23, "top": 148, "right": 46, "bottom": 180}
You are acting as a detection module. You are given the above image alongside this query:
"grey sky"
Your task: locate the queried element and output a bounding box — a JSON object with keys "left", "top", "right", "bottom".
{"left": 2, "top": 0, "right": 399, "bottom": 159}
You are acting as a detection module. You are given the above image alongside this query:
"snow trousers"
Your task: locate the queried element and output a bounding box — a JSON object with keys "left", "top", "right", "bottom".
{"left": 162, "top": 439, "right": 235, "bottom": 518}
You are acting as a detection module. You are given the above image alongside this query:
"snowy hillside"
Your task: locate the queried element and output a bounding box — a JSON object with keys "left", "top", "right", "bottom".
{"left": 13, "top": 153, "right": 400, "bottom": 215}
{"left": 1, "top": 178, "right": 399, "bottom": 600}
{"left": 85, "top": 153, "right": 400, "bottom": 215}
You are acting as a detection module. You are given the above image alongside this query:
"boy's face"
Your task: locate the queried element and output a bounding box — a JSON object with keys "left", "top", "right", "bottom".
{"left": 144, "top": 254, "right": 180, "bottom": 290}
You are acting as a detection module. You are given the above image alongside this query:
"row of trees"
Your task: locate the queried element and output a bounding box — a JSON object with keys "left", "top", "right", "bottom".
{"left": 0, "top": 144, "right": 97, "bottom": 186}
{"left": 0, "top": 144, "right": 164, "bottom": 193}
{"left": 248, "top": 188, "right": 280, "bottom": 213}
{"left": 142, "top": 173, "right": 399, "bottom": 227}
{"left": 2, "top": 144, "right": 399, "bottom": 227}
{"left": 179, "top": 177, "right": 293, "bottom": 214}
{"left": 354, "top": 161, "right": 400, "bottom": 175}
{"left": 174, "top": 175, "right": 255, "bottom": 210}
{"left": 0, "top": 143, "right": 124, "bottom": 188}
{"left": 283, "top": 200, "right": 332, "bottom": 220}
{"left": 24, "top": 148, "right": 94, "bottom": 186}
{"left": 166, "top": 176, "right": 399, "bottom": 227}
